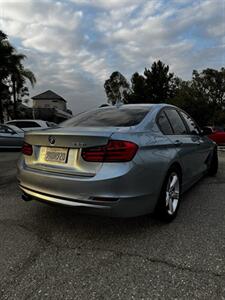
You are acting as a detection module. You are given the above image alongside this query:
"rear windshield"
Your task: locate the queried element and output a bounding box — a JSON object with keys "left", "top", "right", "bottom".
{"left": 61, "top": 107, "right": 150, "bottom": 127}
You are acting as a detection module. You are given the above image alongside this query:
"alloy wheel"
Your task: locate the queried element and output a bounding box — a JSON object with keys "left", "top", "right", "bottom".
{"left": 165, "top": 172, "right": 180, "bottom": 215}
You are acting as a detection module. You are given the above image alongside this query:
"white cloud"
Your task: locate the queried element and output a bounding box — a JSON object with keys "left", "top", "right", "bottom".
{"left": 0, "top": 0, "right": 83, "bottom": 30}
{"left": 70, "top": 0, "right": 143, "bottom": 10}
{"left": 22, "top": 48, "right": 106, "bottom": 112}
{"left": 0, "top": 0, "right": 84, "bottom": 56}
{"left": 94, "top": 0, "right": 225, "bottom": 79}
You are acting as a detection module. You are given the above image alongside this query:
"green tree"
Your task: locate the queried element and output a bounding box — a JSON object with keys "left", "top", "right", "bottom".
{"left": 171, "top": 68, "right": 225, "bottom": 126}
{"left": 143, "top": 60, "right": 178, "bottom": 103}
{"left": 104, "top": 71, "right": 130, "bottom": 105}
{"left": 0, "top": 30, "right": 14, "bottom": 80}
{"left": 0, "top": 30, "right": 36, "bottom": 121}
{"left": 103, "top": 61, "right": 225, "bottom": 126}
{"left": 124, "top": 72, "right": 148, "bottom": 103}
{"left": 171, "top": 80, "right": 212, "bottom": 126}
{"left": 0, "top": 31, "right": 13, "bottom": 122}
{"left": 9, "top": 54, "right": 36, "bottom": 117}
{"left": 125, "top": 60, "right": 178, "bottom": 104}
{"left": 192, "top": 68, "right": 225, "bottom": 123}
{"left": 0, "top": 82, "right": 10, "bottom": 123}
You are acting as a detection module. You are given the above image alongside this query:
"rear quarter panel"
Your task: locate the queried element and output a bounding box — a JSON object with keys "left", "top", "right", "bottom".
{"left": 111, "top": 129, "right": 179, "bottom": 201}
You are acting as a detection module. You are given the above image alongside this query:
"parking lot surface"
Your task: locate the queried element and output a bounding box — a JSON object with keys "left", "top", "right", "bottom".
{"left": 1, "top": 151, "right": 225, "bottom": 299}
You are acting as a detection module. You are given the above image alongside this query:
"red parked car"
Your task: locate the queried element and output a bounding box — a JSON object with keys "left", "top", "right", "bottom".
{"left": 203, "top": 126, "right": 225, "bottom": 145}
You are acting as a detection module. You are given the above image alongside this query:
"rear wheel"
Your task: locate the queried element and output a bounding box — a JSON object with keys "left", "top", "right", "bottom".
{"left": 208, "top": 148, "right": 218, "bottom": 176}
{"left": 155, "top": 167, "right": 181, "bottom": 222}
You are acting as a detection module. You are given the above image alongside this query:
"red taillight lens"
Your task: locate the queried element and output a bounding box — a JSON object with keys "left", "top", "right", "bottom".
{"left": 22, "top": 142, "right": 33, "bottom": 156}
{"left": 81, "top": 140, "right": 138, "bottom": 162}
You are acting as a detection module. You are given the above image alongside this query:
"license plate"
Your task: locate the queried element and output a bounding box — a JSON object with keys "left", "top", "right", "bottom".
{"left": 45, "top": 147, "right": 68, "bottom": 163}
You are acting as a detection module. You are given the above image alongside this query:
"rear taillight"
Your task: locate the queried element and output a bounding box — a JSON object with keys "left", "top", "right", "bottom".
{"left": 22, "top": 142, "right": 33, "bottom": 156}
{"left": 81, "top": 140, "right": 138, "bottom": 162}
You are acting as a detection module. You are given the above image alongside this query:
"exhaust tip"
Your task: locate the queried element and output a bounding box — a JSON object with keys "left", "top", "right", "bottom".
{"left": 22, "top": 193, "right": 32, "bottom": 202}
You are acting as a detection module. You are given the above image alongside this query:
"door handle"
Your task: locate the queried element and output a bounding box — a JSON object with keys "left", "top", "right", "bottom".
{"left": 174, "top": 140, "right": 183, "bottom": 147}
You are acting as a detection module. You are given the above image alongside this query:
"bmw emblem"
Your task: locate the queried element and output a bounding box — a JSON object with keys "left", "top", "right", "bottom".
{"left": 48, "top": 136, "right": 56, "bottom": 145}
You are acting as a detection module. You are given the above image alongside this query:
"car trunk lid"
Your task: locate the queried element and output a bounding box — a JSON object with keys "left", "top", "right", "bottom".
{"left": 23, "top": 127, "right": 119, "bottom": 177}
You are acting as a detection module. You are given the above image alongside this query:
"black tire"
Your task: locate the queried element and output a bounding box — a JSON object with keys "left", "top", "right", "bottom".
{"left": 208, "top": 148, "right": 218, "bottom": 176}
{"left": 155, "top": 167, "right": 182, "bottom": 222}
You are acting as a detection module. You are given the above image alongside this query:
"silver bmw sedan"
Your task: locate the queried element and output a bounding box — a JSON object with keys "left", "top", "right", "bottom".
{"left": 17, "top": 104, "right": 218, "bottom": 221}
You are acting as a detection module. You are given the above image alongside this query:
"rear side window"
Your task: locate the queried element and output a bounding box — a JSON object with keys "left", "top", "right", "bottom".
{"left": 9, "top": 121, "right": 41, "bottom": 128}
{"left": 179, "top": 111, "right": 200, "bottom": 135}
{"left": 61, "top": 107, "right": 150, "bottom": 127}
{"left": 157, "top": 111, "right": 173, "bottom": 135}
{"left": 165, "top": 109, "right": 187, "bottom": 135}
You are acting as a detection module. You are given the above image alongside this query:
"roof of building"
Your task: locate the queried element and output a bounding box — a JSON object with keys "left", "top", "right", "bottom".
{"left": 32, "top": 90, "right": 67, "bottom": 102}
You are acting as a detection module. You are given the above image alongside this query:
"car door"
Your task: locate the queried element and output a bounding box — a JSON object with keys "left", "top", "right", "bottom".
{"left": 179, "top": 110, "right": 213, "bottom": 174}
{"left": 163, "top": 108, "right": 203, "bottom": 188}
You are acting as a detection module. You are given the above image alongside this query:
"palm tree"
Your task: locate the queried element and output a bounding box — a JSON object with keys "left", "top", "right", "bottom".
{"left": 0, "top": 30, "right": 14, "bottom": 80}
{"left": 0, "top": 30, "right": 14, "bottom": 122}
{"left": 10, "top": 57, "right": 36, "bottom": 116}
{"left": 0, "top": 30, "right": 36, "bottom": 119}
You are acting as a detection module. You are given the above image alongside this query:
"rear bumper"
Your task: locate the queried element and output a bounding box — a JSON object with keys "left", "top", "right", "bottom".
{"left": 19, "top": 184, "right": 155, "bottom": 217}
{"left": 17, "top": 157, "right": 160, "bottom": 217}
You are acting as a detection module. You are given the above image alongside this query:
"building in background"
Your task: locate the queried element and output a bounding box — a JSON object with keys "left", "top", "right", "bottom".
{"left": 32, "top": 90, "right": 72, "bottom": 123}
{"left": 32, "top": 90, "right": 67, "bottom": 110}
{"left": 1, "top": 90, "right": 73, "bottom": 124}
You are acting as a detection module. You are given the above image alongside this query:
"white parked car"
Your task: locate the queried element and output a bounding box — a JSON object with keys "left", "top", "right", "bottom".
{"left": 6, "top": 120, "right": 56, "bottom": 132}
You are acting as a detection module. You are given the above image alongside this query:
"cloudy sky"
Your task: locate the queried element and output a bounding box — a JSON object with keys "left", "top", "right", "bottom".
{"left": 0, "top": 0, "right": 225, "bottom": 113}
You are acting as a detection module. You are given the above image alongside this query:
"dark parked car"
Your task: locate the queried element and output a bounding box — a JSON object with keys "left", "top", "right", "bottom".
{"left": 0, "top": 124, "right": 24, "bottom": 149}
{"left": 18, "top": 104, "right": 218, "bottom": 221}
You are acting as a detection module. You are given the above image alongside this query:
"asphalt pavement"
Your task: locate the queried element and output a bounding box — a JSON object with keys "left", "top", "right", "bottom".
{"left": 1, "top": 151, "right": 225, "bottom": 299}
